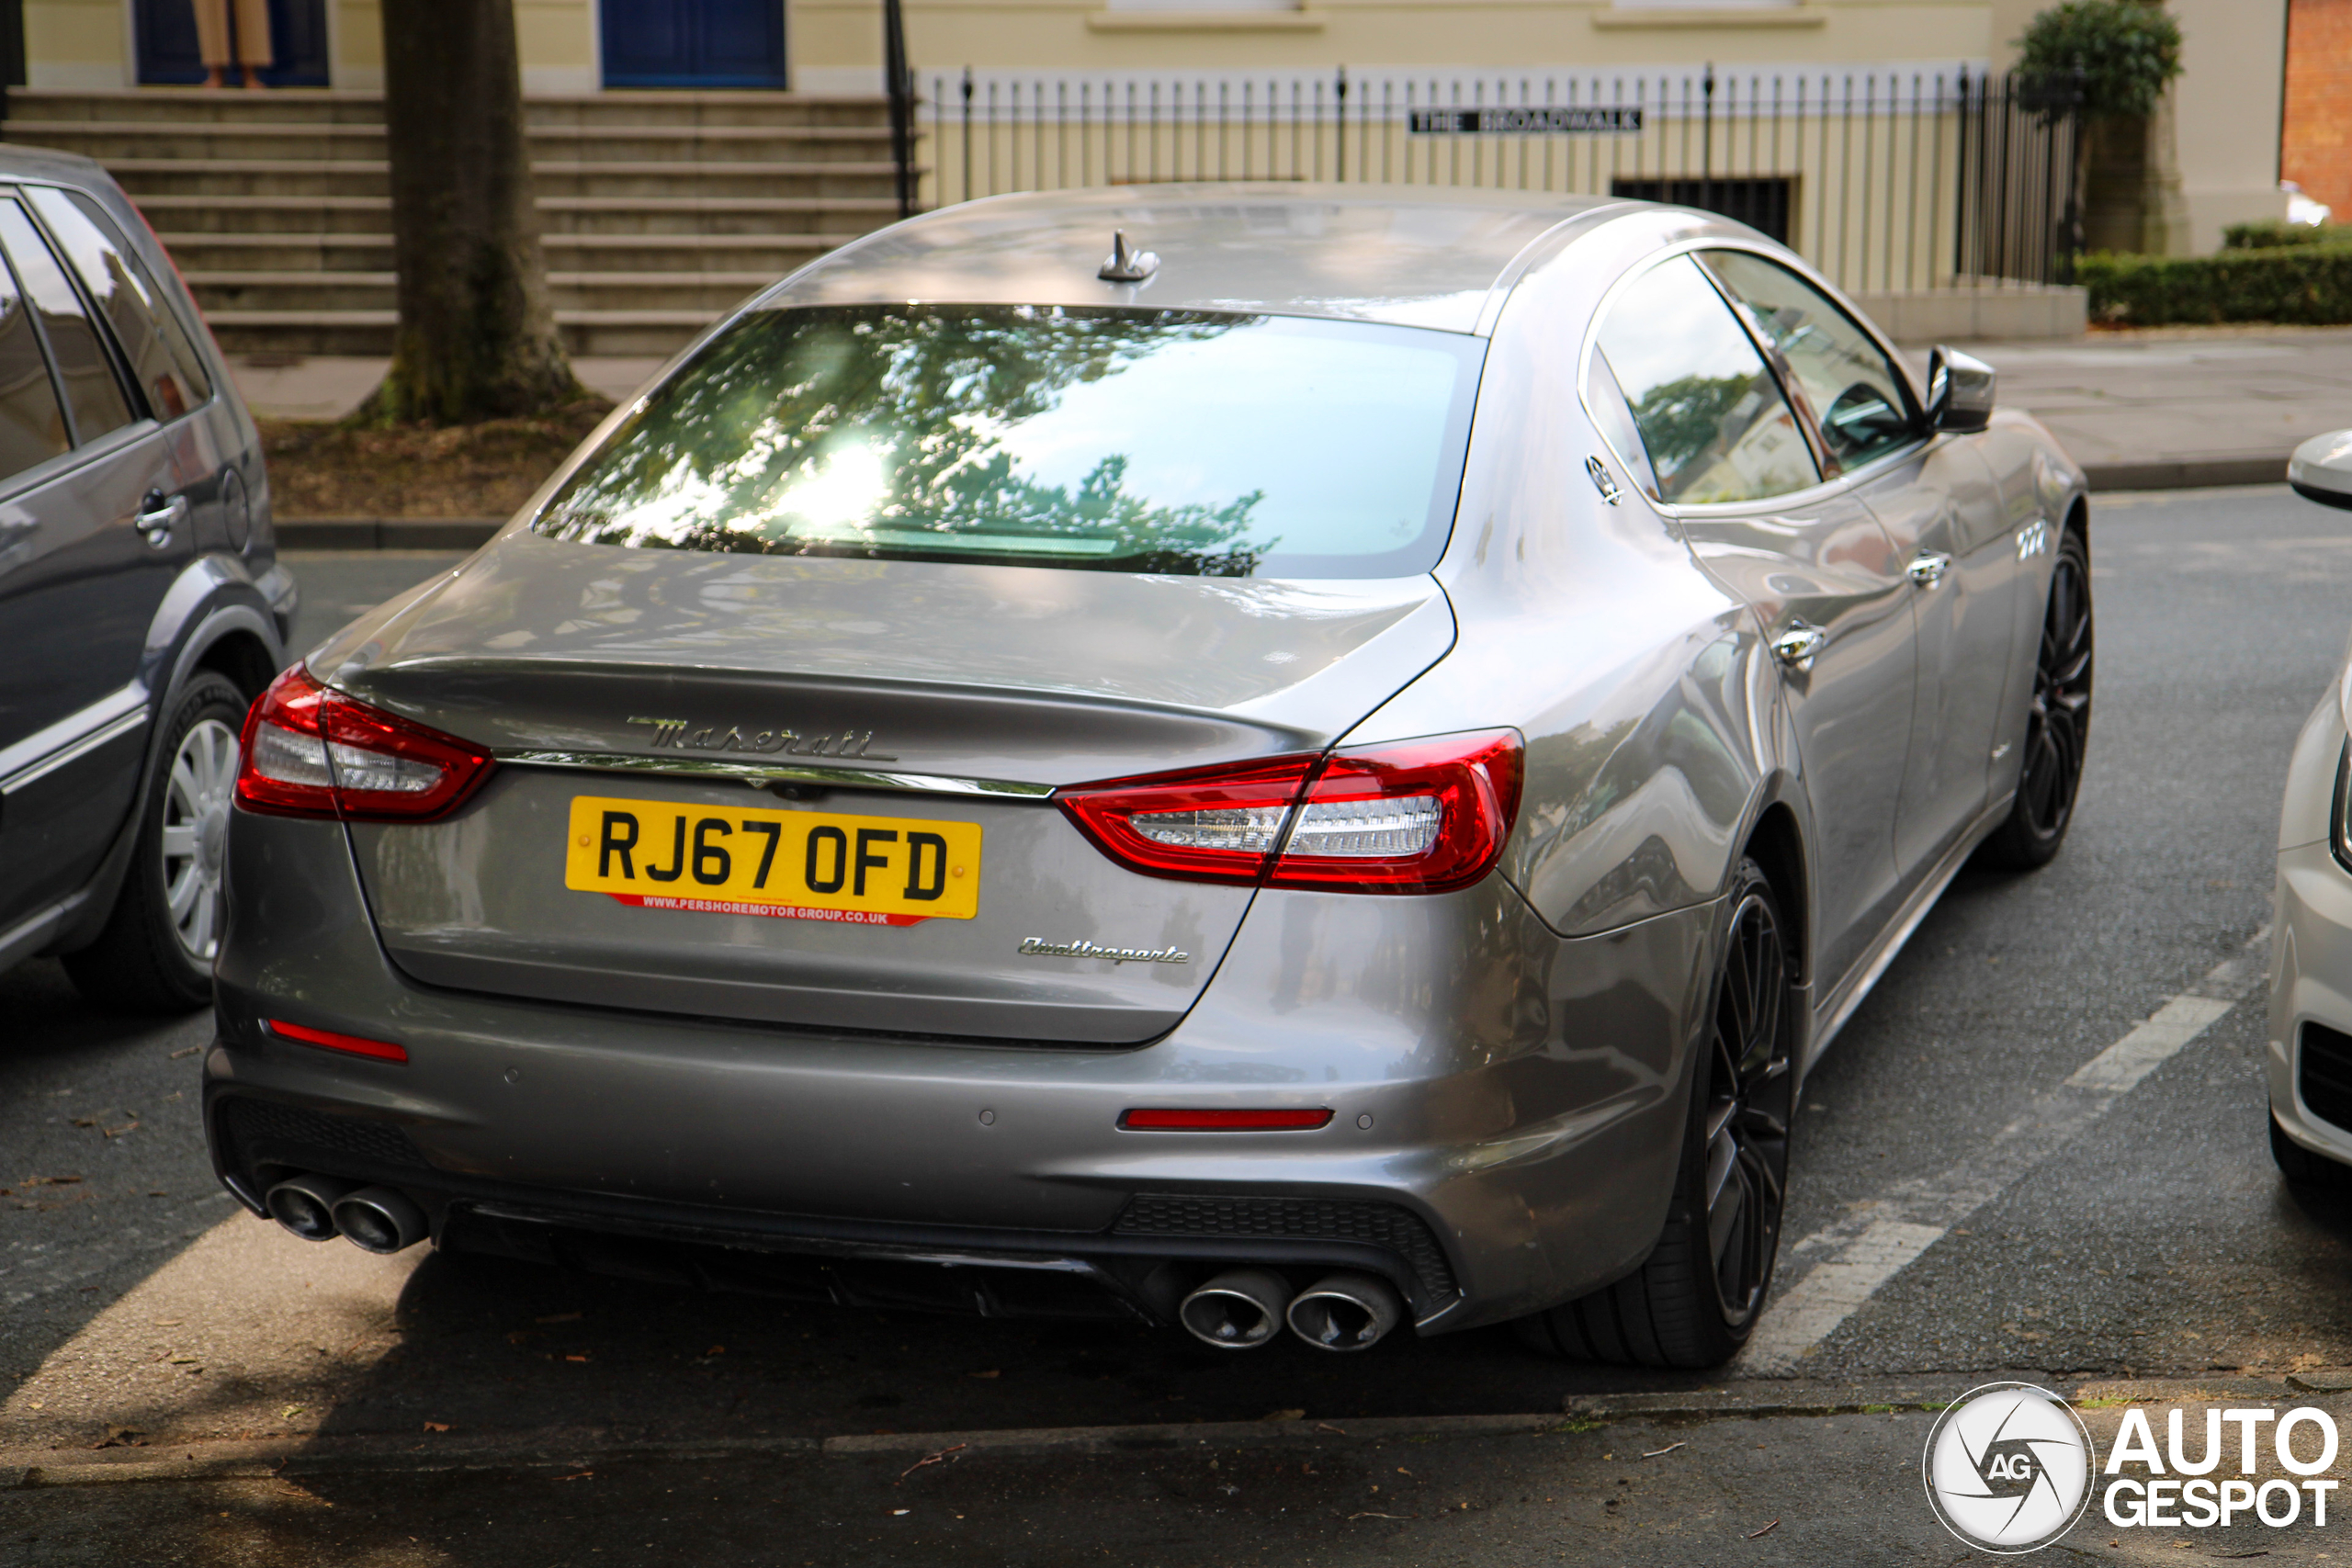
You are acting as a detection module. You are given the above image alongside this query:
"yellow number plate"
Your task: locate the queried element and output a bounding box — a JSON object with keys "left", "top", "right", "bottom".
{"left": 563, "top": 795, "right": 982, "bottom": 926}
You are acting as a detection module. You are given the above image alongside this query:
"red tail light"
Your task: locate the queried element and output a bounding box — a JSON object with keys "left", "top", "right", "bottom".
{"left": 1057, "top": 728, "right": 1522, "bottom": 896}
{"left": 235, "top": 666, "right": 494, "bottom": 823}
{"left": 1055, "top": 754, "right": 1317, "bottom": 886}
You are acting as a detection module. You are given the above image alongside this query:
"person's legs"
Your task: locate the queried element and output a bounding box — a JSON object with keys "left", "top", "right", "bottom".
{"left": 191, "top": 0, "right": 231, "bottom": 88}
{"left": 232, "top": 0, "right": 273, "bottom": 88}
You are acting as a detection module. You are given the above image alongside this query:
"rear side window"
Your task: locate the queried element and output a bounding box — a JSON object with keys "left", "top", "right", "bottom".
{"left": 0, "top": 254, "right": 69, "bottom": 480}
{"left": 0, "top": 199, "right": 134, "bottom": 446}
{"left": 1698, "top": 250, "right": 1917, "bottom": 472}
{"left": 29, "top": 186, "right": 212, "bottom": 418}
{"left": 1595, "top": 254, "right": 1818, "bottom": 507}
{"left": 530, "top": 305, "right": 1487, "bottom": 578}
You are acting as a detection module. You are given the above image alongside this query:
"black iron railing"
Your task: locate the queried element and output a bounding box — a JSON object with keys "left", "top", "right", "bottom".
{"left": 882, "top": 0, "right": 916, "bottom": 219}
{"left": 922, "top": 65, "right": 2086, "bottom": 295}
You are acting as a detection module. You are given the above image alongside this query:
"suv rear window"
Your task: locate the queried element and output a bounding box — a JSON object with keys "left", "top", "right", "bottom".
{"left": 529, "top": 305, "right": 1485, "bottom": 577}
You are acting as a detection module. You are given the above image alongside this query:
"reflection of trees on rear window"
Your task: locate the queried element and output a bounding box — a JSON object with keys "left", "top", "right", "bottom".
{"left": 1629, "top": 372, "right": 1813, "bottom": 505}
{"left": 532, "top": 305, "right": 1480, "bottom": 578}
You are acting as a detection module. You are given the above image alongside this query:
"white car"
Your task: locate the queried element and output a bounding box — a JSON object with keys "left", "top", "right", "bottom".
{"left": 2270, "top": 430, "right": 2352, "bottom": 1182}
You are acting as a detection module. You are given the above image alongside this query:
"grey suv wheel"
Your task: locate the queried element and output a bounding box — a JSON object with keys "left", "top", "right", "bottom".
{"left": 62, "top": 671, "right": 248, "bottom": 1013}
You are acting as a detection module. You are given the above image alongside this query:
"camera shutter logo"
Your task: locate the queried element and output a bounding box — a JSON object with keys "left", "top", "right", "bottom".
{"left": 1922, "top": 1382, "right": 2096, "bottom": 1553}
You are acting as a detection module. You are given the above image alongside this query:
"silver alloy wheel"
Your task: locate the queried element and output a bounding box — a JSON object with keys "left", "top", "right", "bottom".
{"left": 163, "top": 717, "right": 241, "bottom": 964}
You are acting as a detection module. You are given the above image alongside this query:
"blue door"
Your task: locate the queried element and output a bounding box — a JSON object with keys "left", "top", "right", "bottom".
{"left": 134, "top": 0, "right": 330, "bottom": 87}
{"left": 603, "top": 0, "right": 786, "bottom": 89}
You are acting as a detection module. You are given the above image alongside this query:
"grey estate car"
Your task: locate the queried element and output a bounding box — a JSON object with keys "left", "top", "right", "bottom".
{"left": 0, "top": 147, "right": 289, "bottom": 1011}
{"left": 209, "top": 186, "right": 2088, "bottom": 1368}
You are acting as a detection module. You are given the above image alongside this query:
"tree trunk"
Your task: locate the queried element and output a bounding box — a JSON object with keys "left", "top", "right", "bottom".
{"left": 2079, "top": 86, "right": 2192, "bottom": 256}
{"left": 359, "top": 0, "right": 582, "bottom": 424}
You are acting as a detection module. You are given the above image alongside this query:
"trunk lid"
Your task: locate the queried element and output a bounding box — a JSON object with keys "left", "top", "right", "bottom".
{"left": 322, "top": 534, "right": 1454, "bottom": 1042}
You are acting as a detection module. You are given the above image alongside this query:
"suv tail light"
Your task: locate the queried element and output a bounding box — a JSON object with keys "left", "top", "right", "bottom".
{"left": 234, "top": 666, "right": 494, "bottom": 823}
{"left": 1057, "top": 728, "right": 1522, "bottom": 895}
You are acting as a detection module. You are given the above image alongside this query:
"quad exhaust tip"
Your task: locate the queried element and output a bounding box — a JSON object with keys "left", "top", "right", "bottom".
{"left": 1178, "top": 1267, "right": 1293, "bottom": 1349}
{"left": 331, "top": 1187, "right": 429, "bottom": 1255}
{"left": 264, "top": 1175, "right": 428, "bottom": 1254}
{"left": 1286, "top": 1271, "right": 1404, "bottom": 1352}
{"left": 264, "top": 1173, "right": 356, "bottom": 1242}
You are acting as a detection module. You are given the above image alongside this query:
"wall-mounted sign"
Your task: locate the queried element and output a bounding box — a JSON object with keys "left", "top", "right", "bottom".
{"left": 1408, "top": 107, "right": 1644, "bottom": 135}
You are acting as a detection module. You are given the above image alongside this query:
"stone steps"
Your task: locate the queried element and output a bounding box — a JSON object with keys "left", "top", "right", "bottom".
{"left": 2, "top": 87, "right": 909, "bottom": 358}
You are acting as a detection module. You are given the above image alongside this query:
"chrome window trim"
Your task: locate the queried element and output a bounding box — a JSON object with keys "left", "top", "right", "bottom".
{"left": 17, "top": 180, "right": 223, "bottom": 424}
{"left": 0, "top": 681, "right": 148, "bottom": 795}
{"left": 496, "top": 750, "right": 1058, "bottom": 800}
{"left": 1576, "top": 235, "right": 1933, "bottom": 521}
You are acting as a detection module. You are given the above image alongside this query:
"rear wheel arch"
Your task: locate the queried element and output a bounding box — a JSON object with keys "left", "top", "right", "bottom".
{"left": 1740, "top": 801, "right": 1809, "bottom": 989}
{"left": 193, "top": 626, "right": 277, "bottom": 703}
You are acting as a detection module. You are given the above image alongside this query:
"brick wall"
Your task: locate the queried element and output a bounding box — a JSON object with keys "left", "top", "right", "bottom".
{"left": 2284, "top": 0, "right": 2352, "bottom": 220}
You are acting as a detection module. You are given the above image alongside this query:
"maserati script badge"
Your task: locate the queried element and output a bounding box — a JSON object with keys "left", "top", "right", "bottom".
{"left": 628, "top": 716, "right": 898, "bottom": 761}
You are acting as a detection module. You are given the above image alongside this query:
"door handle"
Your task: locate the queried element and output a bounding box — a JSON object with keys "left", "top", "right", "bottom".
{"left": 134, "top": 491, "right": 187, "bottom": 550}
{"left": 1770, "top": 620, "right": 1827, "bottom": 672}
{"left": 1905, "top": 550, "right": 1952, "bottom": 589}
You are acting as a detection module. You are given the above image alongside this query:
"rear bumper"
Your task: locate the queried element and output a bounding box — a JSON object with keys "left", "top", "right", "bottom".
{"left": 209, "top": 808, "right": 1713, "bottom": 1333}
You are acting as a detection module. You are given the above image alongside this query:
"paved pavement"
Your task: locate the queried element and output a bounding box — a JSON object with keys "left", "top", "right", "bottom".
{"left": 1935, "top": 327, "right": 2352, "bottom": 490}
{"left": 9, "top": 486, "right": 2352, "bottom": 1562}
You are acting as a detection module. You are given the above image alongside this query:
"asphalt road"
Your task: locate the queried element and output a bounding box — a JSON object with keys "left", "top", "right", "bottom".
{"left": 8, "top": 495, "right": 2352, "bottom": 1565}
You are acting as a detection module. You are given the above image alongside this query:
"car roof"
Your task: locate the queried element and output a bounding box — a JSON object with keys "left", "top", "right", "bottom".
{"left": 762, "top": 183, "right": 1624, "bottom": 335}
{"left": 0, "top": 142, "right": 113, "bottom": 187}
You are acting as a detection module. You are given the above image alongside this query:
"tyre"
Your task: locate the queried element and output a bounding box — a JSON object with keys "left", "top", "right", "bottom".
{"left": 1518, "top": 858, "right": 1796, "bottom": 1367}
{"left": 1976, "top": 525, "right": 2093, "bottom": 871}
{"left": 62, "top": 671, "right": 249, "bottom": 1014}
{"left": 2271, "top": 1116, "right": 2352, "bottom": 1190}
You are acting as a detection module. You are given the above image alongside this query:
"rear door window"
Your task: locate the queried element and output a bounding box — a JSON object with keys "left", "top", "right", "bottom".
{"left": 0, "top": 252, "right": 69, "bottom": 480}
{"left": 28, "top": 186, "right": 211, "bottom": 420}
{"left": 0, "top": 199, "right": 135, "bottom": 446}
{"left": 1594, "top": 254, "right": 1819, "bottom": 506}
{"left": 530, "top": 305, "right": 1487, "bottom": 578}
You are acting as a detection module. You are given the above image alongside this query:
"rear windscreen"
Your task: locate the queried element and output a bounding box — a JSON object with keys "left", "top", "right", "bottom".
{"left": 528, "top": 304, "right": 1485, "bottom": 577}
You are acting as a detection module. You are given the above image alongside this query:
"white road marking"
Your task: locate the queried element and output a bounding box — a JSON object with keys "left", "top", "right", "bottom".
{"left": 1738, "top": 930, "right": 2269, "bottom": 1377}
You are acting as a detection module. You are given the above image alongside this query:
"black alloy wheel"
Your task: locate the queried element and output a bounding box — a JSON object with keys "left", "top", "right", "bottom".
{"left": 1698, "top": 878, "right": 1793, "bottom": 1332}
{"left": 1980, "top": 525, "right": 2093, "bottom": 870}
{"left": 1518, "top": 858, "right": 1795, "bottom": 1367}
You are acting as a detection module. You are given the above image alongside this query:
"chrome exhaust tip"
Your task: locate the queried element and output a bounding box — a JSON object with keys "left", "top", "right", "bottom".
{"left": 329, "top": 1186, "right": 428, "bottom": 1255}
{"left": 264, "top": 1174, "right": 357, "bottom": 1242}
{"left": 1178, "top": 1267, "right": 1293, "bottom": 1349}
{"left": 1286, "top": 1271, "right": 1404, "bottom": 1352}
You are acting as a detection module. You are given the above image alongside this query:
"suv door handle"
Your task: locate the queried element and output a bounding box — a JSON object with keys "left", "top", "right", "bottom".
{"left": 1770, "top": 620, "right": 1827, "bottom": 672}
{"left": 1905, "top": 550, "right": 1952, "bottom": 589}
{"left": 134, "top": 491, "right": 187, "bottom": 550}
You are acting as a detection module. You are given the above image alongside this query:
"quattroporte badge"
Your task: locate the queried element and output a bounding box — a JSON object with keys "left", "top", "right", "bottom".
{"left": 1018, "top": 938, "right": 1191, "bottom": 964}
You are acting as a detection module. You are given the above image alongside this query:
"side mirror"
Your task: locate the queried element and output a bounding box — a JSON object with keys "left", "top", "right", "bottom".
{"left": 1924, "top": 345, "right": 1996, "bottom": 433}
{"left": 2290, "top": 431, "right": 2352, "bottom": 511}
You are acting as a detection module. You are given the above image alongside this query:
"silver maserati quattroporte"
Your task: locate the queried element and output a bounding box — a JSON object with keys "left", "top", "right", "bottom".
{"left": 207, "top": 186, "right": 2091, "bottom": 1367}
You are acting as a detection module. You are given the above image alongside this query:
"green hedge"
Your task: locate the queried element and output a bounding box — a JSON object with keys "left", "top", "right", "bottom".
{"left": 2077, "top": 245, "right": 2352, "bottom": 325}
{"left": 2222, "top": 220, "right": 2346, "bottom": 251}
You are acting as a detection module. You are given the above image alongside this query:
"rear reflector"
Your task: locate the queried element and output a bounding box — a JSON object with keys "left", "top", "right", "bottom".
{"left": 1121, "top": 1108, "right": 1333, "bottom": 1131}
{"left": 266, "top": 1019, "right": 410, "bottom": 1063}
